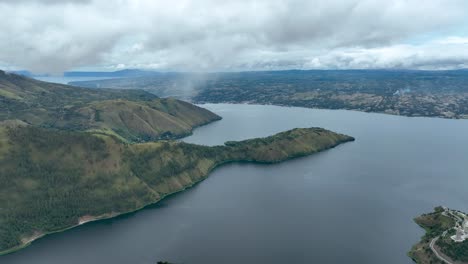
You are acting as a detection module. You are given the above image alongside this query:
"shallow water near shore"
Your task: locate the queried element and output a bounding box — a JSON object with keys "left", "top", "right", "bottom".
{"left": 2, "top": 103, "right": 468, "bottom": 264}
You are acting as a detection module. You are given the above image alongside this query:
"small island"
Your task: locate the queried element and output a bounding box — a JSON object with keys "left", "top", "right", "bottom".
{"left": 409, "top": 207, "right": 468, "bottom": 264}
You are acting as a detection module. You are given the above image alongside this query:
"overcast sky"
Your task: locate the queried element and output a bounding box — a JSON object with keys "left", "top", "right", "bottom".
{"left": 1, "top": 0, "right": 468, "bottom": 73}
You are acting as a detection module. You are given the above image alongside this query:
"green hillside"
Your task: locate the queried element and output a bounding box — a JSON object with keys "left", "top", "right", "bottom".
{"left": 0, "top": 70, "right": 220, "bottom": 141}
{"left": 0, "top": 124, "right": 354, "bottom": 255}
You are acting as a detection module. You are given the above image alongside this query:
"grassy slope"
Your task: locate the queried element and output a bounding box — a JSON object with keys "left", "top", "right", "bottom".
{"left": 0, "top": 70, "right": 220, "bottom": 142}
{"left": 77, "top": 98, "right": 221, "bottom": 141}
{"left": 0, "top": 125, "right": 354, "bottom": 255}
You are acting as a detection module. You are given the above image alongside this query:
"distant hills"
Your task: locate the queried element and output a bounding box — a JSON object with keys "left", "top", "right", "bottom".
{"left": 9, "top": 68, "right": 468, "bottom": 118}
{"left": 70, "top": 69, "right": 468, "bottom": 119}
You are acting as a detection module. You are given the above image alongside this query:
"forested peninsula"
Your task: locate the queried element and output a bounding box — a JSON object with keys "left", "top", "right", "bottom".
{"left": 0, "top": 124, "right": 354, "bottom": 255}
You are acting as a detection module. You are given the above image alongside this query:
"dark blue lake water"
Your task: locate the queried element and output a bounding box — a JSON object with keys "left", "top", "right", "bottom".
{"left": 3, "top": 104, "right": 468, "bottom": 264}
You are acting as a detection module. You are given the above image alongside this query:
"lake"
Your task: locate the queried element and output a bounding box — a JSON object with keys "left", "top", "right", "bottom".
{"left": 34, "top": 76, "right": 117, "bottom": 85}
{"left": 2, "top": 104, "right": 468, "bottom": 264}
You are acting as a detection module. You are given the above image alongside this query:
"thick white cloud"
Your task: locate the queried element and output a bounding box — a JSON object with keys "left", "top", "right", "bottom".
{"left": 0, "top": 0, "right": 467, "bottom": 73}
{"left": 303, "top": 41, "right": 468, "bottom": 70}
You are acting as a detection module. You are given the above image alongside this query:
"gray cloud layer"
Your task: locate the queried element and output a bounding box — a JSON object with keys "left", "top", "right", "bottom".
{"left": 0, "top": 0, "right": 90, "bottom": 4}
{"left": 1, "top": 0, "right": 467, "bottom": 73}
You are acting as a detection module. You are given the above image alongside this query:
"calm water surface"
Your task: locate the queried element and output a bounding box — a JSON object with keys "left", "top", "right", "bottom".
{"left": 3, "top": 104, "right": 468, "bottom": 264}
{"left": 34, "top": 76, "right": 117, "bottom": 85}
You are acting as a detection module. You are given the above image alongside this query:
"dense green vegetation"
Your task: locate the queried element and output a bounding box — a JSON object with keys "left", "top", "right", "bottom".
{"left": 72, "top": 70, "right": 468, "bottom": 119}
{"left": 414, "top": 208, "right": 455, "bottom": 238}
{"left": 437, "top": 238, "right": 468, "bottom": 262}
{"left": 0, "top": 70, "right": 221, "bottom": 142}
{"left": 0, "top": 123, "right": 353, "bottom": 255}
{"left": 408, "top": 207, "right": 467, "bottom": 264}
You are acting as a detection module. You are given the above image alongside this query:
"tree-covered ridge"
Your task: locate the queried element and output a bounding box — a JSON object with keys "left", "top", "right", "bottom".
{"left": 0, "top": 124, "right": 353, "bottom": 255}
{"left": 0, "top": 70, "right": 221, "bottom": 142}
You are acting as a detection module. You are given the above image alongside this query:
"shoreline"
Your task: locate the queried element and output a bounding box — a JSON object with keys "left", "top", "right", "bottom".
{"left": 194, "top": 101, "right": 468, "bottom": 121}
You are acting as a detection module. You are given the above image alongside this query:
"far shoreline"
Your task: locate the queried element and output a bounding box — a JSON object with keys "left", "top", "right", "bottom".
{"left": 193, "top": 102, "right": 468, "bottom": 121}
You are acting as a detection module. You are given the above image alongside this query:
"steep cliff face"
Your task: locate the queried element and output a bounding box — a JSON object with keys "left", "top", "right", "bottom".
{"left": 0, "top": 125, "right": 353, "bottom": 255}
